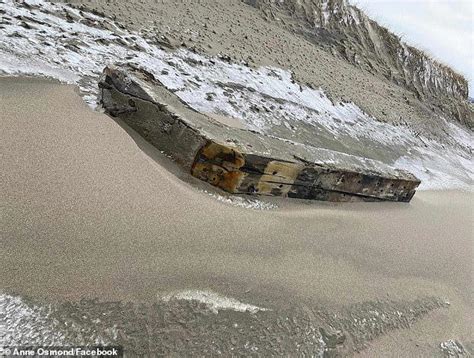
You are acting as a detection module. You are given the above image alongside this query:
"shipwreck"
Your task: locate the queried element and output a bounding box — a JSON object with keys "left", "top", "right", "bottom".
{"left": 99, "top": 66, "right": 420, "bottom": 202}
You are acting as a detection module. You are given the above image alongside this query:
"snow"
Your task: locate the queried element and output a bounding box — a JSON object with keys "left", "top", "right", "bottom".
{"left": 0, "top": 293, "right": 67, "bottom": 346}
{"left": 161, "top": 290, "right": 269, "bottom": 314}
{"left": 440, "top": 339, "right": 465, "bottom": 356}
{"left": 321, "top": 0, "right": 331, "bottom": 25}
{"left": 200, "top": 190, "right": 278, "bottom": 210}
{"left": 0, "top": 293, "right": 115, "bottom": 346}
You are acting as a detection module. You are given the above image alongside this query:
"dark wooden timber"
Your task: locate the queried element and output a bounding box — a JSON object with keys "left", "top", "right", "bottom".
{"left": 99, "top": 66, "right": 421, "bottom": 202}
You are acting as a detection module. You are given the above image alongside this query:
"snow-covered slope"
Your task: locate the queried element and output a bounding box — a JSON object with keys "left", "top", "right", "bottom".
{"left": 245, "top": 0, "right": 472, "bottom": 127}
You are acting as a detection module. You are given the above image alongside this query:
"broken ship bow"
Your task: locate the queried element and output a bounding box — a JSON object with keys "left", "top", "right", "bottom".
{"left": 99, "top": 66, "right": 420, "bottom": 202}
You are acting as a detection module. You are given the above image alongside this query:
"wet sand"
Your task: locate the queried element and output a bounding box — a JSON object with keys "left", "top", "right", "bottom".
{"left": 1, "top": 77, "right": 473, "bottom": 355}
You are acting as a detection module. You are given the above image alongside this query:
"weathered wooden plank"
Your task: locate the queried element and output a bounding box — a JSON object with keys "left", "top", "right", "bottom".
{"left": 99, "top": 65, "right": 421, "bottom": 202}
{"left": 103, "top": 81, "right": 206, "bottom": 170}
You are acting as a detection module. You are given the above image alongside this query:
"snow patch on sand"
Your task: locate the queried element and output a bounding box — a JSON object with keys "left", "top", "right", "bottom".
{"left": 161, "top": 290, "right": 269, "bottom": 314}
{"left": 0, "top": 294, "right": 67, "bottom": 346}
{"left": 0, "top": 293, "right": 114, "bottom": 346}
{"left": 200, "top": 190, "right": 278, "bottom": 210}
{"left": 440, "top": 339, "right": 466, "bottom": 356}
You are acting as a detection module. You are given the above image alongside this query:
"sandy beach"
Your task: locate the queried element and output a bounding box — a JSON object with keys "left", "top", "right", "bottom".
{"left": 1, "top": 77, "right": 473, "bottom": 355}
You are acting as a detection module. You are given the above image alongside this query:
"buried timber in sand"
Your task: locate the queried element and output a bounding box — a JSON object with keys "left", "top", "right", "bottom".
{"left": 100, "top": 65, "right": 421, "bottom": 202}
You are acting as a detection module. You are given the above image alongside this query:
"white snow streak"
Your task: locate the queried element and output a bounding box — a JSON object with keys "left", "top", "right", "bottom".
{"left": 161, "top": 290, "right": 268, "bottom": 314}
{"left": 199, "top": 190, "right": 278, "bottom": 210}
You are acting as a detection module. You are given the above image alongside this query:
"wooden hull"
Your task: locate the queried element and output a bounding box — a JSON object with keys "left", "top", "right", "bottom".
{"left": 99, "top": 66, "right": 420, "bottom": 202}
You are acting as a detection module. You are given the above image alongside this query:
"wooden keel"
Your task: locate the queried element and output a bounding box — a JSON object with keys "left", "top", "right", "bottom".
{"left": 99, "top": 66, "right": 421, "bottom": 202}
